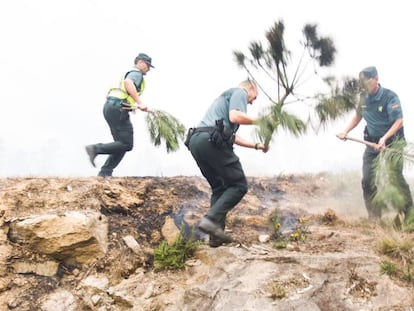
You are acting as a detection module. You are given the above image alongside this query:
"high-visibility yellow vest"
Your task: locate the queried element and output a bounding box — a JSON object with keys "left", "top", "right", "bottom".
{"left": 107, "top": 68, "right": 145, "bottom": 106}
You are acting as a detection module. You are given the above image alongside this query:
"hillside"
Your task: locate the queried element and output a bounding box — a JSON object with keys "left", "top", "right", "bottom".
{"left": 0, "top": 172, "right": 413, "bottom": 310}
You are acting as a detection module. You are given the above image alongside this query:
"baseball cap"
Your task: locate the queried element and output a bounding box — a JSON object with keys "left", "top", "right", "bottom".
{"left": 360, "top": 66, "right": 378, "bottom": 79}
{"left": 135, "top": 53, "right": 154, "bottom": 68}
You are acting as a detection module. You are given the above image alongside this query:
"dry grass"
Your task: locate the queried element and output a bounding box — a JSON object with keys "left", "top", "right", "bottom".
{"left": 376, "top": 229, "right": 414, "bottom": 285}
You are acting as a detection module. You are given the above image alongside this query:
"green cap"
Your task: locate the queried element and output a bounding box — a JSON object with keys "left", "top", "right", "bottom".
{"left": 135, "top": 53, "right": 154, "bottom": 68}
{"left": 360, "top": 66, "right": 378, "bottom": 79}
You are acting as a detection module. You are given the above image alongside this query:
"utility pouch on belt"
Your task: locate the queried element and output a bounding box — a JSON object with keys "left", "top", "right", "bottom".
{"left": 119, "top": 101, "right": 130, "bottom": 121}
{"left": 209, "top": 119, "right": 235, "bottom": 149}
{"left": 184, "top": 128, "right": 195, "bottom": 149}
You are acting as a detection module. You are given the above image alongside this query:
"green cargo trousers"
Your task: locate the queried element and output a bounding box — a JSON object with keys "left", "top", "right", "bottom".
{"left": 189, "top": 131, "right": 248, "bottom": 229}
{"left": 94, "top": 97, "right": 134, "bottom": 177}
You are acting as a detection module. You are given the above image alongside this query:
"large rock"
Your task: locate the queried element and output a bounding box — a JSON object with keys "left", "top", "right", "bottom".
{"left": 8, "top": 210, "right": 108, "bottom": 265}
{"left": 40, "top": 289, "right": 77, "bottom": 311}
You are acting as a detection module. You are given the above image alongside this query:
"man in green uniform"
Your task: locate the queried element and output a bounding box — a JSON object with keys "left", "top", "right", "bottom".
{"left": 337, "top": 66, "right": 413, "bottom": 220}
{"left": 85, "top": 53, "right": 153, "bottom": 177}
{"left": 187, "top": 80, "right": 269, "bottom": 247}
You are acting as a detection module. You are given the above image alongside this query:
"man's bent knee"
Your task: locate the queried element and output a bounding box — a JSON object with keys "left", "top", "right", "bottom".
{"left": 120, "top": 141, "right": 133, "bottom": 152}
{"left": 237, "top": 179, "right": 248, "bottom": 196}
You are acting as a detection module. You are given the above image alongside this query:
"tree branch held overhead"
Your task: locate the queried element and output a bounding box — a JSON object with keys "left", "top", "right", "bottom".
{"left": 233, "top": 19, "right": 360, "bottom": 145}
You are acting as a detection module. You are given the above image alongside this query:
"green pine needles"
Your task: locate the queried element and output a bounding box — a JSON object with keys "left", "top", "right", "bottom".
{"left": 233, "top": 20, "right": 354, "bottom": 145}
{"left": 145, "top": 109, "right": 186, "bottom": 153}
{"left": 373, "top": 139, "right": 414, "bottom": 225}
{"left": 255, "top": 103, "right": 307, "bottom": 146}
{"left": 153, "top": 228, "right": 201, "bottom": 271}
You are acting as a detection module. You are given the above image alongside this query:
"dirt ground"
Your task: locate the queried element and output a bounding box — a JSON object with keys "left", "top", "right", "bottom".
{"left": 0, "top": 172, "right": 413, "bottom": 310}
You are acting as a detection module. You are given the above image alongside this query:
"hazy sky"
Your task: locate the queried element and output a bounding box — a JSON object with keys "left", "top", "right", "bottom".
{"left": 1, "top": 0, "right": 413, "bottom": 177}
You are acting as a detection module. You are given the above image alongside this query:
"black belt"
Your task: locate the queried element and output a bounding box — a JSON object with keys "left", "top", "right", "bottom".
{"left": 106, "top": 96, "right": 123, "bottom": 102}
{"left": 194, "top": 127, "right": 215, "bottom": 133}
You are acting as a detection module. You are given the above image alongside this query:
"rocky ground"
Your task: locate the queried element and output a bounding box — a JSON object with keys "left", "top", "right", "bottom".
{"left": 0, "top": 172, "right": 413, "bottom": 310}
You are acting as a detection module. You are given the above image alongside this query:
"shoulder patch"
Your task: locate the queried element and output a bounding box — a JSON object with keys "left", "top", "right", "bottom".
{"left": 391, "top": 103, "right": 399, "bottom": 109}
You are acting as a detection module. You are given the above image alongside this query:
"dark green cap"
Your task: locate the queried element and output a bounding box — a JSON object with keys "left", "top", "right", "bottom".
{"left": 360, "top": 66, "right": 378, "bottom": 79}
{"left": 135, "top": 53, "right": 154, "bottom": 68}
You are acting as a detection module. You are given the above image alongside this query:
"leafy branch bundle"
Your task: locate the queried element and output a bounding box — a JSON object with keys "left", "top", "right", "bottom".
{"left": 145, "top": 109, "right": 186, "bottom": 153}
{"left": 373, "top": 139, "right": 414, "bottom": 217}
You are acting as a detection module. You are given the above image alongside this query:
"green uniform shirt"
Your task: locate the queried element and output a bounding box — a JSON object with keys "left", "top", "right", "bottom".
{"left": 198, "top": 87, "right": 248, "bottom": 132}
{"left": 358, "top": 85, "right": 404, "bottom": 138}
{"left": 125, "top": 70, "right": 144, "bottom": 93}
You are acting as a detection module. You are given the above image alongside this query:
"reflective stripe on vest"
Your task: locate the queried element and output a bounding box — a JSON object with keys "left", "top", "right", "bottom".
{"left": 107, "top": 68, "right": 145, "bottom": 105}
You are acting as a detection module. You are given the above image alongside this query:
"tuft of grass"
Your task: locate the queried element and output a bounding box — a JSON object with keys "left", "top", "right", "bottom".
{"left": 403, "top": 209, "right": 414, "bottom": 232}
{"left": 376, "top": 232, "right": 414, "bottom": 285}
{"left": 377, "top": 234, "right": 413, "bottom": 259}
{"left": 153, "top": 227, "right": 201, "bottom": 271}
{"left": 268, "top": 281, "right": 286, "bottom": 299}
{"left": 272, "top": 240, "right": 288, "bottom": 249}
{"left": 320, "top": 209, "right": 338, "bottom": 225}
{"left": 380, "top": 261, "right": 398, "bottom": 277}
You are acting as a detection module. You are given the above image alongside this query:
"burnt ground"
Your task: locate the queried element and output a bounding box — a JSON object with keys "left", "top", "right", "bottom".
{"left": 0, "top": 173, "right": 413, "bottom": 309}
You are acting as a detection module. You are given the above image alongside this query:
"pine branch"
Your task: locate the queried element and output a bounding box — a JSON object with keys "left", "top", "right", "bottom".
{"left": 255, "top": 104, "right": 307, "bottom": 146}
{"left": 145, "top": 109, "right": 186, "bottom": 153}
{"left": 372, "top": 139, "right": 414, "bottom": 214}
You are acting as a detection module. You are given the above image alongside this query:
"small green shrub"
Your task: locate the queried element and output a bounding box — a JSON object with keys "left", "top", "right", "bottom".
{"left": 270, "top": 211, "right": 309, "bottom": 247}
{"left": 270, "top": 213, "right": 283, "bottom": 241}
{"left": 380, "top": 261, "right": 398, "bottom": 276}
{"left": 153, "top": 228, "right": 201, "bottom": 271}
{"left": 289, "top": 217, "right": 309, "bottom": 242}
